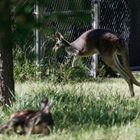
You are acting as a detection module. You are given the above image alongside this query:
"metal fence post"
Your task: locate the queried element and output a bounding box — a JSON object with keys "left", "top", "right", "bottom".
{"left": 34, "top": 0, "right": 40, "bottom": 65}
{"left": 90, "top": 0, "right": 101, "bottom": 78}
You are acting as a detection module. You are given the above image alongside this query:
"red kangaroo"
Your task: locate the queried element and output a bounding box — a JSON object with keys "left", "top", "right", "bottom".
{"left": 53, "top": 28, "right": 140, "bottom": 97}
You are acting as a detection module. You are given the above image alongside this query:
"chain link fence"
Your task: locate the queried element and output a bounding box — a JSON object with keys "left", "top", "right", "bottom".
{"left": 40, "top": 0, "right": 93, "bottom": 73}
{"left": 99, "top": 0, "right": 140, "bottom": 70}
{"left": 12, "top": 0, "right": 35, "bottom": 59}
{"left": 13, "top": 0, "right": 140, "bottom": 76}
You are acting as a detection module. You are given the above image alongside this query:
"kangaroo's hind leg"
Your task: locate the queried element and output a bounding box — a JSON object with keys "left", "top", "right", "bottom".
{"left": 101, "top": 54, "right": 135, "bottom": 97}
{"left": 114, "top": 55, "right": 134, "bottom": 97}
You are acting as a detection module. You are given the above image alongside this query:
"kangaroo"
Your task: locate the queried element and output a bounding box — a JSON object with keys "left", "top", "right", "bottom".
{"left": 0, "top": 97, "right": 54, "bottom": 135}
{"left": 26, "top": 99, "right": 54, "bottom": 135}
{"left": 53, "top": 28, "right": 140, "bottom": 97}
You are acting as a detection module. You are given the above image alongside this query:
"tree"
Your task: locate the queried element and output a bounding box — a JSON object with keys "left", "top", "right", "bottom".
{"left": 0, "top": 0, "right": 15, "bottom": 106}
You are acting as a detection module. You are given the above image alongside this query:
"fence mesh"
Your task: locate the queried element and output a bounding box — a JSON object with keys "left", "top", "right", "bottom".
{"left": 13, "top": 0, "right": 140, "bottom": 73}
{"left": 100, "top": 0, "right": 131, "bottom": 43}
{"left": 40, "top": 0, "right": 93, "bottom": 70}
{"left": 100, "top": 0, "right": 140, "bottom": 68}
{"left": 12, "top": 0, "right": 35, "bottom": 59}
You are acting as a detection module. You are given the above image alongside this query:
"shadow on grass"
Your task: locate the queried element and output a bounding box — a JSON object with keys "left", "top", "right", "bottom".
{"left": 3, "top": 89, "right": 140, "bottom": 132}
{"left": 46, "top": 91, "right": 140, "bottom": 129}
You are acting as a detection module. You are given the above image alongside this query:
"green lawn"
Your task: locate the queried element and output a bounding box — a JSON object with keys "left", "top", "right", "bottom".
{"left": 0, "top": 75, "right": 140, "bottom": 140}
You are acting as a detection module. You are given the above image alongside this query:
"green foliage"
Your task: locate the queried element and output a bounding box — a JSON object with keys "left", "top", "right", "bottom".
{"left": 13, "top": 47, "right": 89, "bottom": 82}
{"left": 98, "top": 60, "right": 117, "bottom": 78}
{"left": 13, "top": 50, "right": 35, "bottom": 81}
{"left": 13, "top": 57, "right": 117, "bottom": 83}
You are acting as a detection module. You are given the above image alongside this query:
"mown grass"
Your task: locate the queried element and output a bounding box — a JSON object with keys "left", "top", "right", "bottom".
{"left": 0, "top": 75, "right": 140, "bottom": 140}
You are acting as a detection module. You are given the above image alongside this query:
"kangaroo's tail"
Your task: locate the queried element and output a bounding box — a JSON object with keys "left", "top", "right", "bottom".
{"left": 120, "top": 40, "right": 140, "bottom": 86}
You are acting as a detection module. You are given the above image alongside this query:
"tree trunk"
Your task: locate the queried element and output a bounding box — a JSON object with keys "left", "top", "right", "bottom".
{"left": 0, "top": 0, "right": 15, "bottom": 106}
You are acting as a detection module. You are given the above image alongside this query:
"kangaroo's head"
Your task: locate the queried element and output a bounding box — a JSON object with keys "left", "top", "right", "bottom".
{"left": 53, "top": 32, "right": 79, "bottom": 56}
{"left": 53, "top": 32, "right": 70, "bottom": 52}
{"left": 41, "top": 97, "right": 48, "bottom": 110}
{"left": 27, "top": 98, "right": 54, "bottom": 135}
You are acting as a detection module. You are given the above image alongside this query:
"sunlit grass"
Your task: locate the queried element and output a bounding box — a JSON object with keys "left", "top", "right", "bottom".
{"left": 0, "top": 75, "right": 140, "bottom": 139}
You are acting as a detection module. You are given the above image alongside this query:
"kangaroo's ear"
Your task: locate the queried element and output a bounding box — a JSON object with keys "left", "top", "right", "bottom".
{"left": 43, "top": 100, "right": 54, "bottom": 113}
{"left": 55, "top": 32, "right": 64, "bottom": 40}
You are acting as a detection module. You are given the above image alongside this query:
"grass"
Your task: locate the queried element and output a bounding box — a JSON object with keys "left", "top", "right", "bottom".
{"left": 0, "top": 75, "right": 140, "bottom": 140}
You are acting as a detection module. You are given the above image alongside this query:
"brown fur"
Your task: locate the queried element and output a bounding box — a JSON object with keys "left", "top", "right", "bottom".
{"left": 53, "top": 28, "right": 140, "bottom": 97}
{"left": 0, "top": 97, "right": 54, "bottom": 135}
